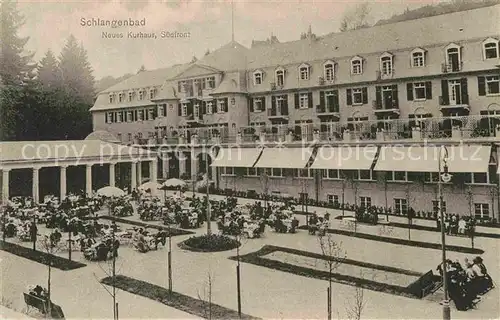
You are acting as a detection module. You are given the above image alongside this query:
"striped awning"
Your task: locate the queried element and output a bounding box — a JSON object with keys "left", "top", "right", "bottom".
{"left": 309, "top": 146, "right": 378, "bottom": 170}
{"left": 374, "top": 145, "right": 491, "bottom": 173}
{"left": 253, "top": 147, "right": 313, "bottom": 169}
{"left": 211, "top": 148, "right": 262, "bottom": 168}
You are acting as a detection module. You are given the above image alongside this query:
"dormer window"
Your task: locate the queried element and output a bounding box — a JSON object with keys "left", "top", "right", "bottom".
{"left": 253, "top": 71, "right": 263, "bottom": 85}
{"left": 275, "top": 68, "right": 285, "bottom": 87}
{"left": 445, "top": 43, "right": 461, "bottom": 72}
{"left": 206, "top": 101, "right": 213, "bottom": 114}
{"left": 380, "top": 53, "right": 393, "bottom": 76}
{"left": 253, "top": 97, "right": 264, "bottom": 112}
{"left": 118, "top": 93, "right": 124, "bottom": 103}
{"left": 299, "top": 64, "right": 310, "bottom": 80}
{"left": 138, "top": 90, "right": 145, "bottom": 100}
{"left": 411, "top": 48, "right": 426, "bottom": 67}
{"left": 350, "top": 56, "right": 363, "bottom": 75}
{"left": 324, "top": 61, "right": 334, "bottom": 81}
{"left": 149, "top": 88, "right": 156, "bottom": 100}
{"left": 109, "top": 93, "right": 115, "bottom": 104}
{"left": 128, "top": 91, "right": 133, "bottom": 102}
{"left": 181, "top": 103, "right": 188, "bottom": 116}
{"left": 483, "top": 38, "right": 499, "bottom": 59}
{"left": 206, "top": 77, "right": 216, "bottom": 89}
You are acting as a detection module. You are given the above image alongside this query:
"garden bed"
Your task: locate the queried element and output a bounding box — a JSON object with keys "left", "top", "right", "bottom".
{"left": 101, "top": 275, "right": 259, "bottom": 319}
{"left": 384, "top": 221, "right": 500, "bottom": 239}
{"left": 98, "top": 216, "right": 194, "bottom": 237}
{"left": 231, "top": 245, "right": 434, "bottom": 299}
{"left": 178, "top": 234, "right": 240, "bottom": 252}
{"left": 296, "top": 226, "right": 484, "bottom": 254}
{"left": 0, "top": 240, "right": 86, "bottom": 271}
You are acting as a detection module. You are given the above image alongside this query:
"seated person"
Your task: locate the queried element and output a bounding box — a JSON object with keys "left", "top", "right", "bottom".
{"left": 458, "top": 219, "right": 466, "bottom": 234}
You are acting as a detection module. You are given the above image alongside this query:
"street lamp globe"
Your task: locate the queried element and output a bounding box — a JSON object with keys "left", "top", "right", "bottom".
{"left": 441, "top": 172, "right": 452, "bottom": 183}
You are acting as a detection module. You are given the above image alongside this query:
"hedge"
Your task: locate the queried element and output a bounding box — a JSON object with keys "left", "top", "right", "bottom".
{"left": 178, "top": 234, "right": 240, "bottom": 252}
{"left": 296, "top": 226, "right": 484, "bottom": 254}
{"left": 98, "top": 216, "right": 194, "bottom": 237}
{"left": 101, "top": 275, "right": 260, "bottom": 319}
{"left": 0, "top": 240, "right": 86, "bottom": 271}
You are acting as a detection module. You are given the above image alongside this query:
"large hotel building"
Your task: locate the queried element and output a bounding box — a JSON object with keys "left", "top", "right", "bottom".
{"left": 90, "top": 6, "right": 500, "bottom": 221}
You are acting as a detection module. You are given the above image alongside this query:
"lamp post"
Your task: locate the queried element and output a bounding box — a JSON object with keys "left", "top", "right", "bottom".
{"left": 438, "top": 145, "right": 452, "bottom": 320}
{"left": 205, "top": 151, "right": 211, "bottom": 235}
{"left": 160, "top": 184, "right": 173, "bottom": 293}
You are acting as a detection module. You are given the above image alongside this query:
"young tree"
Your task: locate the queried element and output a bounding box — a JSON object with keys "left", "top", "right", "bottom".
{"left": 318, "top": 233, "right": 347, "bottom": 320}
{"left": 345, "top": 284, "right": 366, "bottom": 320}
{"left": 339, "top": 2, "right": 372, "bottom": 32}
{"left": 0, "top": 0, "right": 36, "bottom": 85}
{"left": 39, "top": 232, "right": 64, "bottom": 318}
{"left": 197, "top": 271, "right": 214, "bottom": 320}
{"left": 37, "top": 50, "right": 61, "bottom": 88}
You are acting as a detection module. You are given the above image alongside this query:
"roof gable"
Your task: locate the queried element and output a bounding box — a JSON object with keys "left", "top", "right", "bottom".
{"left": 172, "top": 64, "right": 221, "bottom": 79}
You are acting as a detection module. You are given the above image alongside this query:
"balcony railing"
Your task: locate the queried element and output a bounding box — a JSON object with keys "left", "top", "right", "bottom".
{"left": 441, "top": 62, "right": 463, "bottom": 73}
{"left": 316, "top": 104, "right": 340, "bottom": 114}
{"left": 372, "top": 100, "right": 399, "bottom": 111}
{"left": 133, "top": 114, "right": 499, "bottom": 146}
{"left": 267, "top": 107, "right": 289, "bottom": 118}
{"left": 439, "top": 94, "right": 470, "bottom": 106}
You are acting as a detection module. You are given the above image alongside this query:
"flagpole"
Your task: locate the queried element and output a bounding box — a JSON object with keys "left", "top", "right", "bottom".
{"left": 231, "top": 0, "right": 235, "bottom": 42}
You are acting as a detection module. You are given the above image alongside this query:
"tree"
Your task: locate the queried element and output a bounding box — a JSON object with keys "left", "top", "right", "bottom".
{"left": 197, "top": 271, "right": 214, "bottom": 320}
{"left": 0, "top": 0, "right": 36, "bottom": 85}
{"left": 345, "top": 276, "right": 366, "bottom": 320}
{"left": 37, "top": 50, "right": 61, "bottom": 88}
{"left": 339, "top": 2, "right": 372, "bottom": 32}
{"left": 318, "top": 233, "right": 347, "bottom": 320}
{"left": 40, "top": 232, "right": 64, "bottom": 318}
{"left": 137, "top": 65, "right": 146, "bottom": 73}
{"left": 58, "top": 35, "right": 95, "bottom": 104}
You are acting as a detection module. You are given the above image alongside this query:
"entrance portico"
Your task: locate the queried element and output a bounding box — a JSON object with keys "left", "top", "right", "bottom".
{"left": 0, "top": 140, "right": 157, "bottom": 204}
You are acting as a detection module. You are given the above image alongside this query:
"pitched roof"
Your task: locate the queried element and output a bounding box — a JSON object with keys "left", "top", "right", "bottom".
{"left": 154, "top": 81, "right": 179, "bottom": 100}
{"left": 89, "top": 94, "right": 157, "bottom": 111}
{"left": 211, "top": 75, "right": 246, "bottom": 94}
{"left": 197, "top": 41, "right": 249, "bottom": 71}
{"left": 246, "top": 4, "right": 500, "bottom": 69}
{"left": 100, "top": 63, "right": 191, "bottom": 93}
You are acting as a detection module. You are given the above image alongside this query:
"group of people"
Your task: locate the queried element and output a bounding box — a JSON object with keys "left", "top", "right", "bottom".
{"left": 307, "top": 212, "right": 330, "bottom": 236}
{"left": 437, "top": 256, "right": 494, "bottom": 311}
{"left": 132, "top": 228, "right": 167, "bottom": 253}
{"left": 436, "top": 214, "right": 476, "bottom": 236}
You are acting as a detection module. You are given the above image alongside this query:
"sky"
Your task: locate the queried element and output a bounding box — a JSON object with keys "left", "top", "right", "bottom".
{"left": 17, "top": 0, "right": 448, "bottom": 79}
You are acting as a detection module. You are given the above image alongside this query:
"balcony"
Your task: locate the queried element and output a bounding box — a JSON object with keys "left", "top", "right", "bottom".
{"left": 441, "top": 62, "right": 463, "bottom": 73}
{"left": 316, "top": 104, "right": 340, "bottom": 119}
{"left": 372, "top": 100, "right": 400, "bottom": 115}
{"left": 439, "top": 94, "right": 470, "bottom": 111}
{"left": 185, "top": 113, "right": 203, "bottom": 124}
{"left": 267, "top": 107, "right": 289, "bottom": 121}
{"left": 270, "top": 82, "right": 277, "bottom": 90}
{"left": 376, "top": 70, "right": 394, "bottom": 80}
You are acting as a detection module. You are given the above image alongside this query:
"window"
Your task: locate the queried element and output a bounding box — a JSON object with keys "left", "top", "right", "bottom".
{"left": 158, "top": 105, "right": 164, "bottom": 117}
{"left": 486, "top": 76, "right": 500, "bottom": 95}
{"left": 360, "top": 196, "right": 371, "bottom": 208}
{"left": 247, "top": 167, "right": 257, "bottom": 176}
{"left": 352, "top": 88, "right": 363, "bottom": 105}
{"left": 276, "top": 69, "right": 284, "bottom": 86}
{"left": 128, "top": 133, "right": 132, "bottom": 141}
{"left": 126, "top": 111, "right": 133, "bottom": 122}
{"left": 391, "top": 171, "right": 407, "bottom": 181}
{"left": 178, "top": 81, "right": 186, "bottom": 93}
{"left": 223, "top": 167, "right": 234, "bottom": 175}
{"left": 128, "top": 91, "right": 134, "bottom": 102}
{"left": 206, "top": 101, "right": 213, "bottom": 114}
{"left": 218, "top": 99, "right": 226, "bottom": 113}
{"left": 358, "top": 170, "right": 372, "bottom": 180}
{"left": 299, "top": 66, "right": 309, "bottom": 80}
{"left": 411, "top": 49, "right": 425, "bottom": 67}
{"left": 276, "top": 96, "right": 286, "bottom": 111}
{"left": 138, "top": 90, "right": 144, "bottom": 100}
{"left": 137, "top": 110, "right": 144, "bottom": 121}
{"left": 117, "top": 93, "right": 123, "bottom": 102}
{"left": 394, "top": 198, "right": 408, "bottom": 215}
{"left": 250, "top": 121, "right": 266, "bottom": 127}
{"left": 147, "top": 108, "right": 155, "bottom": 120}
{"left": 193, "top": 103, "right": 200, "bottom": 118}
{"left": 324, "top": 62, "right": 334, "bottom": 81}
{"left": 106, "top": 112, "right": 113, "bottom": 123}
{"left": 327, "top": 194, "right": 339, "bottom": 205}
{"left": 483, "top": 39, "right": 499, "bottom": 59}
{"left": 299, "top": 93, "right": 309, "bottom": 109}
{"left": 351, "top": 56, "right": 363, "bottom": 75}
{"left": 472, "top": 172, "right": 488, "bottom": 184}
{"left": 149, "top": 89, "right": 156, "bottom": 100}
{"left": 206, "top": 77, "right": 216, "bottom": 89}
{"left": 117, "top": 112, "right": 123, "bottom": 123}
{"left": 109, "top": 94, "right": 115, "bottom": 104}
{"left": 432, "top": 200, "right": 447, "bottom": 214}
{"left": 414, "top": 82, "right": 427, "bottom": 100}
{"left": 380, "top": 55, "right": 393, "bottom": 75}
{"left": 271, "top": 168, "right": 283, "bottom": 177}
{"left": 181, "top": 103, "right": 188, "bottom": 116}
{"left": 254, "top": 71, "right": 262, "bottom": 85}
{"left": 445, "top": 44, "right": 461, "bottom": 72}
{"left": 474, "top": 203, "right": 490, "bottom": 219}
{"left": 295, "top": 168, "right": 311, "bottom": 178}
{"left": 253, "top": 98, "right": 264, "bottom": 112}
{"left": 425, "top": 172, "right": 440, "bottom": 183}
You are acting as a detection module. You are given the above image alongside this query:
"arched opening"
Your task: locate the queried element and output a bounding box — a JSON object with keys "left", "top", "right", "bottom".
{"left": 39, "top": 167, "right": 59, "bottom": 200}
{"left": 168, "top": 152, "right": 180, "bottom": 179}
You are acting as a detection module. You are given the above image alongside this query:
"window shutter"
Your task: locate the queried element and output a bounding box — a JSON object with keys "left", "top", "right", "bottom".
{"left": 308, "top": 92, "right": 313, "bottom": 108}
{"left": 282, "top": 96, "right": 289, "bottom": 115}
{"left": 262, "top": 97, "right": 266, "bottom": 111}
{"left": 375, "top": 86, "right": 382, "bottom": 105}
{"left": 145, "top": 109, "right": 149, "bottom": 121}
{"left": 163, "top": 104, "right": 167, "bottom": 116}
{"left": 441, "top": 80, "right": 449, "bottom": 105}
{"left": 224, "top": 98, "right": 228, "bottom": 112}
{"left": 294, "top": 93, "right": 300, "bottom": 109}
{"left": 271, "top": 96, "right": 276, "bottom": 111}
{"left": 392, "top": 85, "right": 399, "bottom": 108}
{"left": 249, "top": 98, "right": 254, "bottom": 112}
{"left": 406, "top": 83, "right": 414, "bottom": 101}
{"left": 425, "top": 82, "right": 432, "bottom": 99}
{"left": 478, "top": 76, "right": 486, "bottom": 96}
{"left": 284, "top": 95, "right": 288, "bottom": 109}
{"left": 201, "top": 101, "right": 206, "bottom": 114}
{"left": 362, "top": 87, "right": 368, "bottom": 104}
{"left": 105, "top": 113, "right": 109, "bottom": 123}
{"left": 319, "top": 91, "right": 325, "bottom": 107}
{"left": 460, "top": 78, "right": 468, "bottom": 104}
{"left": 187, "top": 102, "right": 193, "bottom": 116}
{"left": 333, "top": 91, "right": 339, "bottom": 109}
{"left": 133, "top": 110, "right": 137, "bottom": 121}
{"left": 178, "top": 104, "right": 182, "bottom": 116}
{"left": 346, "top": 89, "right": 352, "bottom": 105}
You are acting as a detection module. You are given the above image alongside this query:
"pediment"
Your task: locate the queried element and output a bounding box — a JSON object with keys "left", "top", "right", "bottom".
{"left": 299, "top": 63, "right": 310, "bottom": 69}
{"left": 445, "top": 42, "right": 460, "bottom": 50}
{"left": 411, "top": 47, "right": 426, "bottom": 54}
{"left": 351, "top": 55, "right": 363, "bottom": 62}
{"left": 483, "top": 37, "right": 499, "bottom": 44}
{"left": 172, "top": 64, "right": 221, "bottom": 79}
{"left": 380, "top": 51, "right": 393, "bottom": 58}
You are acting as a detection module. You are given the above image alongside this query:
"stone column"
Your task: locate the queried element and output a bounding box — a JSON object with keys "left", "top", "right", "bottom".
{"left": 86, "top": 164, "right": 93, "bottom": 196}
{"left": 162, "top": 153, "right": 169, "bottom": 179}
{"left": 131, "top": 161, "right": 137, "bottom": 190}
{"left": 151, "top": 159, "right": 158, "bottom": 183}
{"left": 137, "top": 162, "right": 142, "bottom": 185}
{"left": 178, "top": 152, "right": 186, "bottom": 177}
{"left": 109, "top": 162, "right": 116, "bottom": 187}
{"left": 191, "top": 152, "right": 198, "bottom": 180}
{"left": 2, "top": 169, "right": 10, "bottom": 204}
{"left": 60, "top": 166, "right": 67, "bottom": 200}
{"left": 32, "top": 167, "right": 40, "bottom": 203}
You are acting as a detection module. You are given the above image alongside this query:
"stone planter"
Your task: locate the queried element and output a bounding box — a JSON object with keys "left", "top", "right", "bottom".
{"left": 259, "top": 133, "right": 266, "bottom": 143}
{"left": 451, "top": 125, "right": 462, "bottom": 139}
{"left": 191, "top": 134, "right": 199, "bottom": 145}
{"left": 313, "top": 132, "right": 320, "bottom": 141}
{"left": 236, "top": 133, "right": 242, "bottom": 144}
{"left": 342, "top": 130, "right": 352, "bottom": 142}
{"left": 376, "top": 130, "right": 386, "bottom": 141}
{"left": 411, "top": 127, "right": 422, "bottom": 141}
{"left": 285, "top": 133, "right": 293, "bottom": 143}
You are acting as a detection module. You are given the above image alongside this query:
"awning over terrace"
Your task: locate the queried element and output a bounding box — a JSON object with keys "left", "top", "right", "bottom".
{"left": 210, "top": 147, "right": 262, "bottom": 168}
{"left": 374, "top": 145, "right": 492, "bottom": 173}
{"left": 309, "top": 146, "right": 378, "bottom": 170}
{"left": 253, "top": 147, "right": 313, "bottom": 169}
